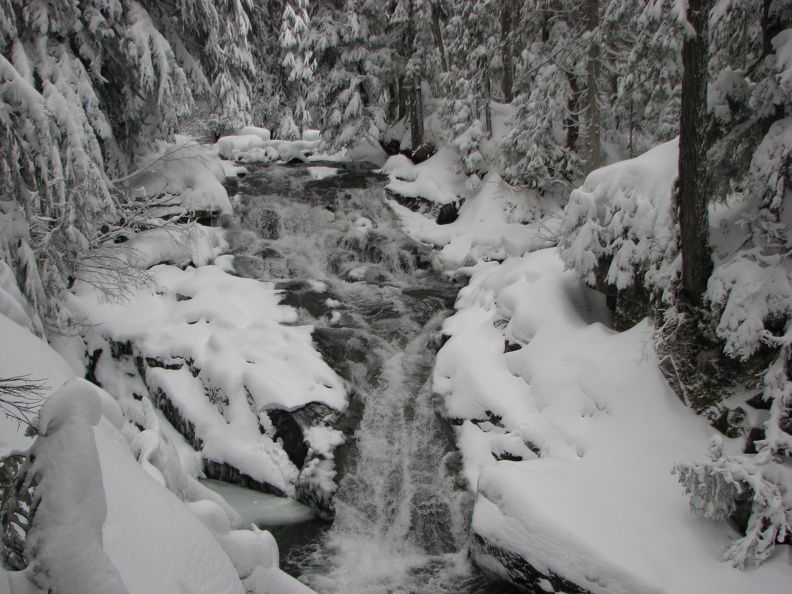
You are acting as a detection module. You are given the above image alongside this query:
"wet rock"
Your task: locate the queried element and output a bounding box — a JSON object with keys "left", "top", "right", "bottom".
{"left": 312, "top": 327, "right": 381, "bottom": 382}
{"left": 471, "top": 534, "right": 590, "bottom": 594}
{"left": 276, "top": 280, "right": 336, "bottom": 318}
{"left": 202, "top": 459, "right": 287, "bottom": 497}
{"left": 411, "top": 142, "right": 437, "bottom": 164}
{"left": 268, "top": 408, "right": 310, "bottom": 468}
{"left": 384, "top": 187, "right": 464, "bottom": 225}
{"left": 231, "top": 254, "right": 269, "bottom": 279}
{"left": 247, "top": 207, "right": 280, "bottom": 239}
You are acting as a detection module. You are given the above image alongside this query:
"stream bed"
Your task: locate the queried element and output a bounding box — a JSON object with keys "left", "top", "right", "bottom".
{"left": 224, "top": 161, "right": 518, "bottom": 593}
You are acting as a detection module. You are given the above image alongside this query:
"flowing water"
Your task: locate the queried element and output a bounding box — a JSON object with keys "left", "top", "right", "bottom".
{"left": 227, "top": 163, "right": 517, "bottom": 593}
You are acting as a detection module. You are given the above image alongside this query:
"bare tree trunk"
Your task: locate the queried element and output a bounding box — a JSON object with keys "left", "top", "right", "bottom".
{"left": 500, "top": 0, "right": 515, "bottom": 102}
{"left": 585, "top": 0, "right": 602, "bottom": 174}
{"left": 430, "top": 2, "right": 448, "bottom": 73}
{"left": 677, "top": 0, "right": 713, "bottom": 305}
{"left": 398, "top": 77, "right": 407, "bottom": 120}
{"left": 410, "top": 75, "right": 424, "bottom": 152}
{"left": 484, "top": 71, "right": 493, "bottom": 136}
{"left": 565, "top": 72, "right": 580, "bottom": 151}
{"left": 406, "top": 0, "right": 423, "bottom": 152}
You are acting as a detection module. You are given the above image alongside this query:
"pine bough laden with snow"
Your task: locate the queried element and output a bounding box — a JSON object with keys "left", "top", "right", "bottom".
{"left": 558, "top": 0, "right": 792, "bottom": 569}
{"left": 0, "top": 0, "right": 258, "bottom": 331}
{"left": 674, "top": 344, "right": 792, "bottom": 569}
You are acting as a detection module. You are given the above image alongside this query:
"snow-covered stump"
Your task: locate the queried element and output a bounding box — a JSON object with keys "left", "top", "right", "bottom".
{"left": 18, "top": 381, "right": 128, "bottom": 593}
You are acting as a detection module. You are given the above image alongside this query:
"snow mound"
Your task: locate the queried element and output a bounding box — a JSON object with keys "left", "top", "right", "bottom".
{"left": 380, "top": 148, "right": 467, "bottom": 205}
{"left": 558, "top": 138, "right": 679, "bottom": 296}
{"left": 216, "top": 133, "right": 320, "bottom": 164}
{"left": 389, "top": 170, "right": 558, "bottom": 271}
{"left": 433, "top": 249, "right": 791, "bottom": 592}
{"left": 0, "top": 312, "right": 315, "bottom": 593}
{"left": 73, "top": 263, "right": 347, "bottom": 493}
{"left": 125, "top": 136, "right": 232, "bottom": 216}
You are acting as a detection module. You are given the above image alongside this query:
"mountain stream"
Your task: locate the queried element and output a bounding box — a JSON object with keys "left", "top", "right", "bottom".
{"left": 223, "top": 162, "right": 517, "bottom": 593}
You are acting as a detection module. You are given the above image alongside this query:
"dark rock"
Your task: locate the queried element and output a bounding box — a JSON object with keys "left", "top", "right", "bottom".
{"left": 379, "top": 138, "right": 402, "bottom": 156}
{"left": 276, "top": 280, "right": 336, "bottom": 318}
{"left": 232, "top": 255, "right": 269, "bottom": 279}
{"left": 203, "top": 459, "right": 286, "bottom": 497}
{"left": 312, "top": 327, "right": 382, "bottom": 383}
{"left": 436, "top": 201, "right": 461, "bottom": 225}
{"left": 268, "top": 409, "right": 309, "bottom": 468}
{"left": 710, "top": 406, "right": 749, "bottom": 438}
{"left": 745, "top": 392, "right": 771, "bottom": 410}
{"left": 743, "top": 426, "right": 766, "bottom": 454}
{"left": 471, "top": 533, "right": 591, "bottom": 594}
{"left": 505, "top": 341, "right": 522, "bottom": 353}
{"left": 149, "top": 386, "right": 202, "bottom": 450}
{"left": 411, "top": 142, "right": 436, "bottom": 164}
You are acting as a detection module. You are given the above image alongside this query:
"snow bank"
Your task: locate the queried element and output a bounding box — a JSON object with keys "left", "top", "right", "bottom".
{"left": 0, "top": 314, "right": 73, "bottom": 455}
{"left": 72, "top": 263, "right": 347, "bottom": 493}
{"left": 387, "top": 168, "right": 558, "bottom": 271}
{"left": 0, "top": 312, "right": 315, "bottom": 593}
{"left": 125, "top": 136, "right": 232, "bottom": 216}
{"left": 433, "top": 250, "right": 791, "bottom": 592}
{"left": 380, "top": 149, "right": 468, "bottom": 205}
{"left": 216, "top": 133, "right": 321, "bottom": 164}
{"left": 558, "top": 138, "right": 679, "bottom": 297}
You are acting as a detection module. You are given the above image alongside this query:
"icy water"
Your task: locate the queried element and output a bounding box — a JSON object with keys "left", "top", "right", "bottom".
{"left": 227, "top": 162, "right": 518, "bottom": 593}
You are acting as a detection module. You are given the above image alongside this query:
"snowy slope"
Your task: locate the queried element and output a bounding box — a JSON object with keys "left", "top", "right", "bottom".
{"left": 434, "top": 250, "right": 790, "bottom": 592}
{"left": 0, "top": 312, "right": 314, "bottom": 593}
{"left": 387, "top": 145, "right": 792, "bottom": 591}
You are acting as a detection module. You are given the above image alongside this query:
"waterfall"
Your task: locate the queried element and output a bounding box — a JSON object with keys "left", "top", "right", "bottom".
{"left": 230, "top": 164, "right": 514, "bottom": 593}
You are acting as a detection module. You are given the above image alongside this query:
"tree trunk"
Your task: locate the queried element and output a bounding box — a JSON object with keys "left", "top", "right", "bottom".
{"left": 484, "top": 72, "right": 493, "bottom": 136}
{"left": 677, "top": 0, "right": 713, "bottom": 306}
{"left": 500, "top": 0, "right": 515, "bottom": 102}
{"left": 565, "top": 72, "right": 580, "bottom": 151}
{"left": 406, "top": 0, "right": 423, "bottom": 152}
{"left": 585, "top": 0, "right": 602, "bottom": 174}
{"left": 397, "top": 77, "right": 407, "bottom": 121}
{"left": 430, "top": 2, "right": 448, "bottom": 73}
{"left": 410, "top": 75, "right": 424, "bottom": 152}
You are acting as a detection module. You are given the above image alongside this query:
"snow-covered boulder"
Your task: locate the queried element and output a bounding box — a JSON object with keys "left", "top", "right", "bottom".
{"left": 433, "top": 249, "right": 791, "bottom": 593}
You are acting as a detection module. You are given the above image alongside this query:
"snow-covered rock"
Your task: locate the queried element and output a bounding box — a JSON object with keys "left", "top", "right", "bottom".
{"left": 432, "top": 249, "right": 791, "bottom": 593}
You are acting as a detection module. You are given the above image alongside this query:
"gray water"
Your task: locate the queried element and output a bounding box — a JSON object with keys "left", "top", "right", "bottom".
{"left": 227, "top": 163, "right": 518, "bottom": 593}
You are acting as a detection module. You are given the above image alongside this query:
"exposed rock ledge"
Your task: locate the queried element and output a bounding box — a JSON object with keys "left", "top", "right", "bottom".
{"left": 471, "top": 533, "right": 590, "bottom": 594}
{"left": 385, "top": 187, "right": 464, "bottom": 225}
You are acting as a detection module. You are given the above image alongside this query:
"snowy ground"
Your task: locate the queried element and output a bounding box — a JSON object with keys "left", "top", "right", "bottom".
{"left": 388, "top": 148, "right": 792, "bottom": 592}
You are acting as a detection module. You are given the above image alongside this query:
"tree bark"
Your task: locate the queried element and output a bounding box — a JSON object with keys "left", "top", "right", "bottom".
{"left": 430, "top": 2, "right": 448, "bottom": 73}
{"left": 500, "top": 0, "right": 515, "bottom": 102}
{"left": 565, "top": 72, "right": 580, "bottom": 151}
{"left": 410, "top": 74, "right": 424, "bottom": 152}
{"left": 677, "top": 0, "right": 713, "bottom": 306}
{"left": 585, "top": 0, "right": 602, "bottom": 173}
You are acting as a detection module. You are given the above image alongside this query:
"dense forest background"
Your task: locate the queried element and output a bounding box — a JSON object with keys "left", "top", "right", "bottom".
{"left": 2, "top": 0, "right": 792, "bottom": 570}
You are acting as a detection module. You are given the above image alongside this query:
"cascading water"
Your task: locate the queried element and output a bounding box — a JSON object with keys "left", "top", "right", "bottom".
{"left": 228, "top": 163, "right": 515, "bottom": 593}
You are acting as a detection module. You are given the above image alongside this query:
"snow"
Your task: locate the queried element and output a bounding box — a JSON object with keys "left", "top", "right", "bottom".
{"left": 558, "top": 138, "right": 680, "bottom": 295}
{"left": 380, "top": 148, "right": 468, "bottom": 205}
{"left": 96, "top": 416, "right": 246, "bottom": 594}
{"left": 307, "top": 166, "right": 339, "bottom": 180}
{"left": 0, "top": 314, "right": 73, "bottom": 456}
{"left": 387, "top": 167, "right": 558, "bottom": 271}
{"left": 71, "top": 262, "right": 347, "bottom": 492}
{"left": 124, "top": 136, "right": 232, "bottom": 216}
{"left": 431, "top": 249, "right": 792, "bottom": 592}
{"left": 216, "top": 133, "right": 321, "bottom": 164}
{"left": 0, "top": 312, "right": 316, "bottom": 593}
